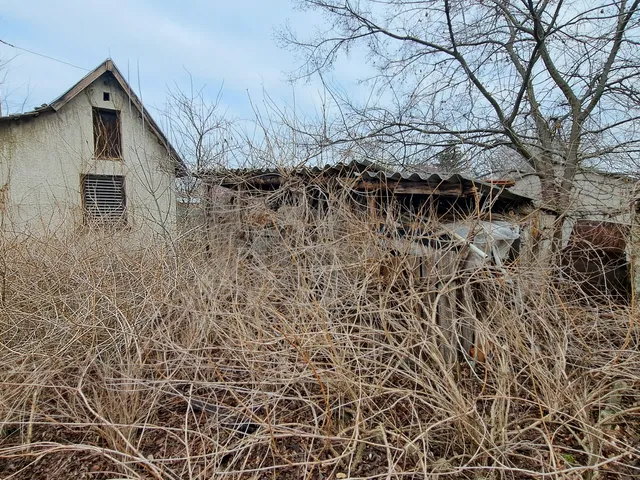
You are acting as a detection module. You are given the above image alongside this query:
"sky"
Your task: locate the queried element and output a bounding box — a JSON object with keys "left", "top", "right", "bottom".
{"left": 0, "top": 0, "right": 367, "bottom": 123}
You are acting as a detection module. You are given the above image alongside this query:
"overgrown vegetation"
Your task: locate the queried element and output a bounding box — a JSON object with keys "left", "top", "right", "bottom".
{"left": 1, "top": 198, "right": 638, "bottom": 479}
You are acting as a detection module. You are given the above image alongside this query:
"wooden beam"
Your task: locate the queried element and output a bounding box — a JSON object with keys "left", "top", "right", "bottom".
{"left": 353, "top": 180, "right": 465, "bottom": 196}
{"left": 352, "top": 180, "right": 385, "bottom": 191}
{"left": 394, "top": 182, "right": 464, "bottom": 196}
{"left": 218, "top": 175, "right": 282, "bottom": 189}
{"left": 250, "top": 175, "right": 282, "bottom": 186}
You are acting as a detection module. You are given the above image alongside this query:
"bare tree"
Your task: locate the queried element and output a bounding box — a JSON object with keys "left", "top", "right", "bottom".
{"left": 0, "top": 54, "right": 13, "bottom": 116}
{"left": 163, "top": 73, "right": 237, "bottom": 211}
{"left": 0, "top": 54, "right": 32, "bottom": 116}
{"left": 165, "top": 76, "right": 231, "bottom": 173}
{"left": 281, "top": 0, "right": 640, "bottom": 220}
{"left": 435, "top": 145, "right": 466, "bottom": 173}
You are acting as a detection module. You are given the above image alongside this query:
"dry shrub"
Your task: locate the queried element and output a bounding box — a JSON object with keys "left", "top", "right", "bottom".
{"left": 0, "top": 201, "right": 639, "bottom": 479}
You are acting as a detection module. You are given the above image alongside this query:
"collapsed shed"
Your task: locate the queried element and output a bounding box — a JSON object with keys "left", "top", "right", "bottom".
{"left": 200, "top": 161, "right": 536, "bottom": 364}
{"left": 201, "top": 161, "right": 534, "bottom": 263}
{"left": 194, "top": 162, "right": 640, "bottom": 364}
{"left": 206, "top": 160, "right": 528, "bottom": 213}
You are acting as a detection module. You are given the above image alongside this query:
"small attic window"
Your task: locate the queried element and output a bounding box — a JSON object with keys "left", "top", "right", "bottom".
{"left": 93, "top": 108, "right": 121, "bottom": 159}
{"left": 103, "top": 92, "right": 110, "bottom": 101}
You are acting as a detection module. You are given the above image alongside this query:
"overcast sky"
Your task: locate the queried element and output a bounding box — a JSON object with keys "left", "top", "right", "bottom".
{"left": 0, "top": 0, "right": 367, "bottom": 123}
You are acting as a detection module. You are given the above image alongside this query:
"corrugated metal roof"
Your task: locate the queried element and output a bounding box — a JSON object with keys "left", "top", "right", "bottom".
{"left": 207, "top": 160, "right": 378, "bottom": 179}
{"left": 206, "top": 160, "right": 532, "bottom": 204}
{"left": 359, "top": 170, "right": 529, "bottom": 202}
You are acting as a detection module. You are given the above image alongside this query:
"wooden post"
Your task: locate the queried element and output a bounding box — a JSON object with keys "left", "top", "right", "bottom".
{"left": 436, "top": 250, "right": 458, "bottom": 365}
{"left": 367, "top": 192, "right": 377, "bottom": 222}
{"left": 203, "top": 181, "right": 213, "bottom": 255}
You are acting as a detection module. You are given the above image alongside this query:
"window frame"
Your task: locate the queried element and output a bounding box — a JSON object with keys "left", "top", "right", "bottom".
{"left": 92, "top": 107, "right": 122, "bottom": 160}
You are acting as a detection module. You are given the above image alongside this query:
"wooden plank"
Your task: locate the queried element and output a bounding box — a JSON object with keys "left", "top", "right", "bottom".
{"left": 459, "top": 282, "right": 475, "bottom": 357}
{"left": 353, "top": 180, "right": 385, "bottom": 191}
{"left": 437, "top": 284, "right": 457, "bottom": 365}
{"left": 435, "top": 250, "right": 459, "bottom": 365}
{"left": 250, "top": 175, "right": 283, "bottom": 187}
{"left": 219, "top": 175, "right": 282, "bottom": 189}
{"left": 394, "top": 183, "right": 464, "bottom": 196}
{"left": 367, "top": 194, "right": 377, "bottom": 221}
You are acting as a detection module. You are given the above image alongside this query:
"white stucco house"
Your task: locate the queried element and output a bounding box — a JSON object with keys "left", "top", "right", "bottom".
{"left": 0, "top": 59, "right": 185, "bottom": 238}
{"left": 508, "top": 167, "right": 640, "bottom": 300}
{"left": 510, "top": 168, "right": 638, "bottom": 227}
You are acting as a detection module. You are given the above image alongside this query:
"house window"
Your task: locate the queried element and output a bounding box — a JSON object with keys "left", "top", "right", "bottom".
{"left": 93, "top": 108, "right": 121, "bottom": 159}
{"left": 82, "top": 174, "right": 126, "bottom": 225}
{"left": 103, "top": 92, "right": 110, "bottom": 101}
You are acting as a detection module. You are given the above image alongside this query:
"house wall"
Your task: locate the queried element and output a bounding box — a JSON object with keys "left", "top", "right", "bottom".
{"left": 0, "top": 72, "right": 176, "bottom": 239}
{"left": 511, "top": 170, "right": 635, "bottom": 219}
{"left": 511, "top": 170, "right": 638, "bottom": 247}
{"left": 512, "top": 169, "right": 640, "bottom": 305}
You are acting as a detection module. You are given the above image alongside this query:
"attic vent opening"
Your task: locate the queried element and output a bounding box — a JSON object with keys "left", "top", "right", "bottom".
{"left": 93, "top": 108, "right": 122, "bottom": 159}
{"left": 82, "top": 174, "right": 126, "bottom": 226}
{"left": 103, "top": 92, "right": 110, "bottom": 101}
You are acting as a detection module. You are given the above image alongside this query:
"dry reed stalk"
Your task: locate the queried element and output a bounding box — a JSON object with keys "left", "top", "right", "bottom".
{"left": 0, "top": 197, "right": 638, "bottom": 479}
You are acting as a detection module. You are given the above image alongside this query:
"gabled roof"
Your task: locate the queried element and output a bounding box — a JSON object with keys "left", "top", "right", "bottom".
{"left": 0, "top": 59, "right": 187, "bottom": 176}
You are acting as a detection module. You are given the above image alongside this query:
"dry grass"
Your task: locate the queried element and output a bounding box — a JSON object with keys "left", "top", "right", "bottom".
{"left": 0, "top": 201, "right": 639, "bottom": 479}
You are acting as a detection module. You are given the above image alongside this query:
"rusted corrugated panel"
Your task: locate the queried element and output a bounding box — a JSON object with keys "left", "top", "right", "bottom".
{"left": 208, "top": 161, "right": 533, "bottom": 204}
{"left": 568, "top": 220, "right": 628, "bottom": 252}
{"left": 562, "top": 220, "right": 630, "bottom": 301}
{"left": 359, "top": 171, "right": 529, "bottom": 202}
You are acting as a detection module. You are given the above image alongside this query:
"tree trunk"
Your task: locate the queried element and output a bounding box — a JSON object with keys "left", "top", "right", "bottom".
{"left": 533, "top": 149, "right": 564, "bottom": 262}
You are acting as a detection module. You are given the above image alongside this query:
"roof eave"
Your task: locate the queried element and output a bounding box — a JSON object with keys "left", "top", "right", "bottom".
{"left": 0, "top": 106, "right": 55, "bottom": 123}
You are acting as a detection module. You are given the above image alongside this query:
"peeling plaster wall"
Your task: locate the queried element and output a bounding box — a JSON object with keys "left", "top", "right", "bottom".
{"left": 512, "top": 170, "right": 636, "bottom": 221}
{"left": 511, "top": 170, "right": 638, "bottom": 248}
{"left": 513, "top": 169, "right": 640, "bottom": 304}
{"left": 0, "top": 72, "right": 176, "bottom": 239}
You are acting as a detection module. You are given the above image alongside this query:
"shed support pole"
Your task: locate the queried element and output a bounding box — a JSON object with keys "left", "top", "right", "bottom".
{"left": 204, "top": 182, "right": 213, "bottom": 255}
{"left": 368, "top": 192, "right": 377, "bottom": 222}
